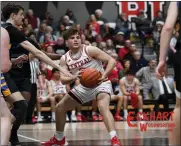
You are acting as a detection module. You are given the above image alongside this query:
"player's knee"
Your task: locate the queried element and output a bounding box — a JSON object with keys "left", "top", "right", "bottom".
{"left": 138, "top": 95, "right": 142, "bottom": 101}
{"left": 98, "top": 101, "right": 108, "bottom": 113}
{"left": 11, "top": 100, "right": 28, "bottom": 121}
{"left": 49, "top": 97, "right": 55, "bottom": 103}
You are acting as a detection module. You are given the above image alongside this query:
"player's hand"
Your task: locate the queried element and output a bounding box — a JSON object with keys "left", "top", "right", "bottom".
{"left": 73, "top": 70, "right": 83, "bottom": 80}
{"left": 98, "top": 73, "right": 107, "bottom": 84}
{"left": 13, "top": 54, "right": 28, "bottom": 64}
{"left": 156, "top": 61, "right": 167, "bottom": 79}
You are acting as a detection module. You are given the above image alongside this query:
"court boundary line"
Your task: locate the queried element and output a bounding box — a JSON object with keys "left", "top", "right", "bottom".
{"left": 18, "top": 134, "right": 40, "bottom": 142}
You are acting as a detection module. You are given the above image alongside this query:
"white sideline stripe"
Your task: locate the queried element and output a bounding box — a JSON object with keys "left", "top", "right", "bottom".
{"left": 18, "top": 134, "right": 40, "bottom": 142}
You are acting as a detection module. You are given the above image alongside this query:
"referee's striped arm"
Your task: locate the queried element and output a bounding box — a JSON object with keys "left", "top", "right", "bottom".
{"left": 1, "top": 73, "right": 11, "bottom": 97}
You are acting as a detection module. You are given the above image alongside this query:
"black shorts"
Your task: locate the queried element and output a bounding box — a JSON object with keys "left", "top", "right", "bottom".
{"left": 3, "top": 72, "right": 32, "bottom": 94}
{"left": 174, "top": 64, "right": 181, "bottom": 92}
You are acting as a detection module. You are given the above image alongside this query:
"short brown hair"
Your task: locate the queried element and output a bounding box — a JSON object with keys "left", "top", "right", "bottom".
{"left": 63, "top": 26, "right": 79, "bottom": 40}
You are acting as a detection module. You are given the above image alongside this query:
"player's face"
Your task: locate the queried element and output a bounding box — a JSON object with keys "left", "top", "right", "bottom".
{"left": 14, "top": 10, "right": 24, "bottom": 26}
{"left": 67, "top": 33, "right": 81, "bottom": 49}
{"left": 127, "top": 75, "right": 134, "bottom": 81}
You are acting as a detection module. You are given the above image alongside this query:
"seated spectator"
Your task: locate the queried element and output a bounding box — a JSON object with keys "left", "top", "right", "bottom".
{"left": 136, "top": 59, "right": 158, "bottom": 100}
{"left": 43, "top": 12, "right": 54, "bottom": 27}
{"left": 131, "top": 51, "right": 148, "bottom": 74}
{"left": 118, "top": 40, "right": 131, "bottom": 61}
{"left": 61, "top": 15, "right": 73, "bottom": 30}
{"left": 119, "top": 60, "right": 131, "bottom": 79}
{"left": 152, "top": 21, "right": 164, "bottom": 56}
{"left": 65, "top": 8, "right": 77, "bottom": 24}
{"left": 152, "top": 11, "right": 165, "bottom": 27}
{"left": 45, "top": 45, "right": 55, "bottom": 53}
{"left": 84, "top": 23, "right": 97, "bottom": 42}
{"left": 115, "top": 13, "right": 131, "bottom": 39}
{"left": 123, "top": 44, "right": 137, "bottom": 61}
{"left": 26, "top": 9, "right": 40, "bottom": 29}
{"left": 36, "top": 71, "right": 54, "bottom": 122}
{"left": 86, "top": 14, "right": 100, "bottom": 35}
{"left": 56, "top": 23, "right": 66, "bottom": 38}
{"left": 53, "top": 37, "right": 67, "bottom": 55}
{"left": 101, "top": 23, "right": 115, "bottom": 41}
{"left": 105, "top": 39, "right": 116, "bottom": 53}
{"left": 134, "top": 9, "right": 152, "bottom": 36}
{"left": 39, "top": 26, "right": 57, "bottom": 44}
{"left": 99, "top": 41, "right": 107, "bottom": 51}
{"left": 76, "top": 24, "right": 83, "bottom": 34}
{"left": 50, "top": 68, "right": 70, "bottom": 121}
{"left": 36, "top": 22, "right": 47, "bottom": 41}
{"left": 95, "top": 9, "right": 108, "bottom": 26}
{"left": 154, "top": 69, "right": 175, "bottom": 110}
{"left": 120, "top": 70, "right": 143, "bottom": 120}
{"left": 23, "top": 18, "right": 29, "bottom": 28}
{"left": 114, "top": 31, "right": 125, "bottom": 53}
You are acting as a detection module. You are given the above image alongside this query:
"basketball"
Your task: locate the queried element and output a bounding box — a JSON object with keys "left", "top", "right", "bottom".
{"left": 80, "top": 68, "right": 102, "bottom": 88}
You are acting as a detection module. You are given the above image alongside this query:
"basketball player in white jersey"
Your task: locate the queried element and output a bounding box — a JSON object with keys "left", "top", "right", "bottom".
{"left": 42, "top": 27, "right": 121, "bottom": 146}
{"left": 120, "top": 70, "right": 143, "bottom": 120}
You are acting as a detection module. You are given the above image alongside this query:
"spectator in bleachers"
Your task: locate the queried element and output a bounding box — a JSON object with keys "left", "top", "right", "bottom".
{"left": 23, "top": 18, "right": 29, "bottom": 28}
{"left": 50, "top": 68, "right": 70, "bottom": 121}
{"left": 39, "top": 26, "right": 57, "bottom": 44}
{"left": 131, "top": 50, "right": 148, "bottom": 74}
{"left": 36, "top": 71, "right": 53, "bottom": 122}
{"left": 120, "top": 70, "right": 143, "bottom": 120}
{"left": 56, "top": 23, "right": 66, "bottom": 38}
{"left": 26, "top": 9, "right": 40, "bottom": 29}
{"left": 95, "top": 9, "right": 108, "bottom": 25}
{"left": 119, "top": 60, "right": 131, "bottom": 79}
{"left": 53, "top": 37, "right": 67, "bottom": 55}
{"left": 76, "top": 24, "right": 83, "bottom": 34}
{"left": 84, "top": 23, "right": 97, "bottom": 42}
{"left": 65, "top": 8, "right": 77, "bottom": 24}
{"left": 152, "top": 11, "right": 165, "bottom": 27}
{"left": 123, "top": 44, "right": 137, "bottom": 61}
{"left": 170, "top": 30, "right": 179, "bottom": 53}
{"left": 115, "top": 13, "right": 131, "bottom": 39}
{"left": 154, "top": 68, "right": 175, "bottom": 110}
{"left": 36, "top": 22, "right": 47, "bottom": 41}
{"left": 135, "top": 9, "right": 152, "bottom": 37}
{"left": 43, "top": 12, "right": 54, "bottom": 27}
{"left": 61, "top": 15, "right": 73, "bottom": 30}
{"left": 45, "top": 45, "right": 55, "bottom": 53}
{"left": 105, "top": 39, "right": 116, "bottom": 53}
{"left": 136, "top": 58, "right": 158, "bottom": 100}
{"left": 101, "top": 23, "right": 115, "bottom": 41}
{"left": 86, "top": 14, "right": 100, "bottom": 35}
{"left": 99, "top": 41, "right": 107, "bottom": 51}
{"left": 114, "top": 31, "right": 125, "bottom": 53}
{"left": 118, "top": 40, "right": 131, "bottom": 61}
{"left": 152, "top": 21, "right": 164, "bottom": 56}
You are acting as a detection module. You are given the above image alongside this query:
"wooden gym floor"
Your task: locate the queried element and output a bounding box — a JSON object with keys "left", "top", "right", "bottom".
{"left": 16, "top": 121, "right": 170, "bottom": 146}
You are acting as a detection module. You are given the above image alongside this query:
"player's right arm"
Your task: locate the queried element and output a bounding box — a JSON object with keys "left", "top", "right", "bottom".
{"left": 5, "top": 26, "right": 71, "bottom": 76}
{"left": 1, "top": 27, "right": 12, "bottom": 73}
{"left": 120, "top": 79, "right": 130, "bottom": 96}
{"left": 59, "top": 57, "right": 78, "bottom": 85}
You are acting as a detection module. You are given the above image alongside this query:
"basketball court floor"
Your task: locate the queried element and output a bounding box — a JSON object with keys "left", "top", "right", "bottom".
{"left": 17, "top": 121, "right": 170, "bottom": 146}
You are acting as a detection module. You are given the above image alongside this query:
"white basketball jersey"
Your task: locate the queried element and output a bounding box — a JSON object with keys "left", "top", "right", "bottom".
{"left": 50, "top": 80, "right": 67, "bottom": 94}
{"left": 62, "top": 45, "right": 104, "bottom": 75}
{"left": 122, "top": 77, "right": 137, "bottom": 93}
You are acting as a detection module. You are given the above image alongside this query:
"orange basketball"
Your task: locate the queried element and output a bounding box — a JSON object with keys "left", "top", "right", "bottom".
{"left": 80, "top": 68, "right": 102, "bottom": 88}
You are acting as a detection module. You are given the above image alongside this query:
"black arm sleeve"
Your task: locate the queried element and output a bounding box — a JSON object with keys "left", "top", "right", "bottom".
{"left": 6, "top": 25, "right": 27, "bottom": 44}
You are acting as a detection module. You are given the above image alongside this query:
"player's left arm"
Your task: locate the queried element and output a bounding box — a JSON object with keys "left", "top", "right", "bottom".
{"left": 87, "top": 46, "right": 116, "bottom": 78}
{"left": 135, "top": 78, "right": 141, "bottom": 96}
{"left": 159, "top": 2, "right": 178, "bottom": 62}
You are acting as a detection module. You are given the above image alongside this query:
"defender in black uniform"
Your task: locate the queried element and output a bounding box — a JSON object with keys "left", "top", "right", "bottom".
{"left": 156, "top": 2, "right": 180, "bottom": 145}
{"left": 2, "top": 3, "right": 73, "bottom": 145}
